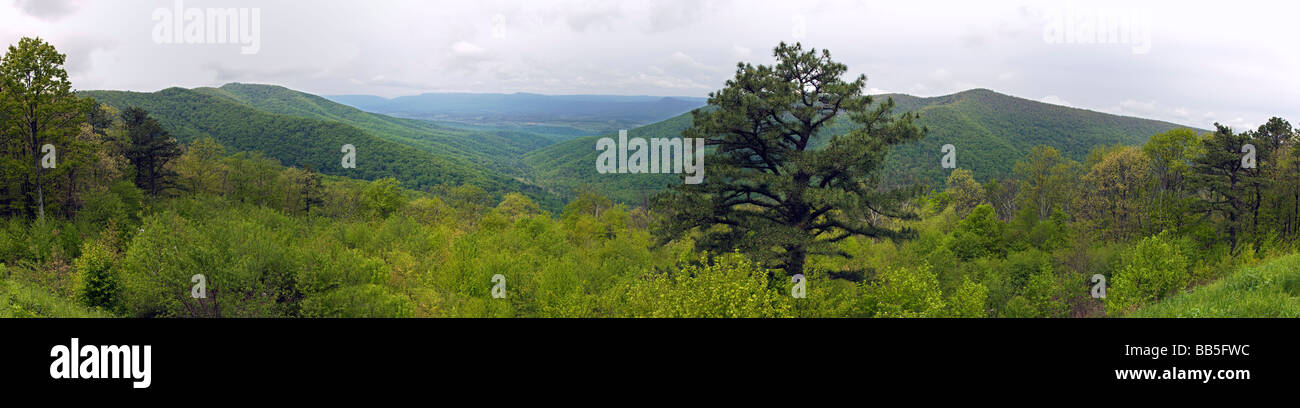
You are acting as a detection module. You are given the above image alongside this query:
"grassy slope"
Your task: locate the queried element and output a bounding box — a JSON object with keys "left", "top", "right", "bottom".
{"left": 0, "top": 278, "right": 111, "bottom": 318}
{"left": 522, "top": 88, "right": 1198, "bottom": 202}
{"left": 1131, "top": 253, "right": 1300, "bottom": 317}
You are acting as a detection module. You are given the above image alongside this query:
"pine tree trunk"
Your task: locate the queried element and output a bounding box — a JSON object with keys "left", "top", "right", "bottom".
{"left": 785, "top": 246, "right": 807, "bottom": 277}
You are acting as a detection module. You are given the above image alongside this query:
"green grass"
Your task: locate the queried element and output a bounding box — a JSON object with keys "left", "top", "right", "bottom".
{"left": 0, "top": 277, "right": 113, "bottom": 318}
{"left": 1130, "top": 253, "right": 1300, "bottom": 317}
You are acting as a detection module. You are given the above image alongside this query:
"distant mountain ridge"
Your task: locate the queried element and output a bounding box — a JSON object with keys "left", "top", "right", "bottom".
{"left": 80, "top": 83, "right": 1202, "bottom": 208}
{"left": 80, "top": 84, "right": 566, "bottom": 209}
{"left": 326, "top": 92, "right": 707, "bottom": 133}
{"left": 524, "top": 88, "right": 1203, "bottom": 203}
{"left": 876, "top": 88, "right": 1203, "bottom": 185}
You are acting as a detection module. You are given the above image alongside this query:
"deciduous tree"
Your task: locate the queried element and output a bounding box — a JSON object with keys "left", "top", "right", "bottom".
{"left": 0, "top": 37, "right": 90, "bottom": 219}
{"left": 1077, "top": 146, "right": 1152, "bottom": 240}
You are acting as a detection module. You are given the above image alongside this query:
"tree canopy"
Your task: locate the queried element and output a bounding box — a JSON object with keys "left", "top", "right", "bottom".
{"left": 652, "top": 42, "right": 926, "bottom": 279}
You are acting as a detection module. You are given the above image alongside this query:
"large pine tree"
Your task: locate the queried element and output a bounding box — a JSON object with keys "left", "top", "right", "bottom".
{"left": 652, "top": 43, "right": 926, "bottom": 279}
{"left": 121, "top": 107, "right": 181, "bottom": 196}
{"left": 1190, "top": 124, "right": 1258, "bottom": 254}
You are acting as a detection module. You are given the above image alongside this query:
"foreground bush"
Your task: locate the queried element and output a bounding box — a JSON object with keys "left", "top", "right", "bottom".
{"left": 1131, "top": 253, "right": 1300, "bottom": 317}
{"left": 1106, "top": 232, "right": 1191, "bottom": 315}
{"left": 605, "top": 253, "right": 795, "bottom": 318}
{"left": 74, "top": 239, "right": 121, "bottom": 313}
{"left": 1, "top": 277, "right": 112, "bottom": 318}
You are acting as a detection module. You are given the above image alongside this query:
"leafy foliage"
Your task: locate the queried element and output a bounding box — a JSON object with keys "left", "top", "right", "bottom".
{"left": 526, "top": 89, "right": 1195, "bottom": 204}
{"left": 121, "top": 107, "right": 181, "bottom": 195}
{"left": 0, "top": 37, "right": 92, "bottom": 219}
{"left": 74, "top": 238, "right": 120, "bottom": 312}
{"left": 1106, "top": 232, "right": 1192, "bottom": 315}
{"left": 80, "top": 86, "right": 563, "bottom": 210}
{"left": 653, "top": 42, "right": 927, "bottom": 278}
{"left": 1132, "top": 253, "right": 1300, "bottom": 317}
{"left": 0, "top": 38, "right": 1295, "bottom": 320}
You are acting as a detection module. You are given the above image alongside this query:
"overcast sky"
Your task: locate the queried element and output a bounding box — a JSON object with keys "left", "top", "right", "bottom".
{"left": 1, "top": 0, "right": 1296, "bottom": 129}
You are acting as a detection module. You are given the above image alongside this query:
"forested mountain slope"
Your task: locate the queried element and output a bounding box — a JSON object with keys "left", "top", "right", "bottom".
{"left": 875, "top": 89, "right": 1199, "bottom": 186}
{"left": 327, "top": 92, "right": 707, "bottom": 133}
{"left": 522, "top": 112, "right": 693, "bottom": 203}
{"left": 81, "top": 87, "right": 560, "bottom": 206}
{"left": 524, "top": 88, "right": 1199, "bottom": 202}
{"left": 198, "top": 83, "right": 559, "bottom": 166}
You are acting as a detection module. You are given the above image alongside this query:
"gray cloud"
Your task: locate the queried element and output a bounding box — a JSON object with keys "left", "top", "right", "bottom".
{"left": 644, "top": 0, "right": 719, "bottom": 33}
{"left": 0, "top": 0, "right": 1295, "bottom": 129}
{"left": 12, "top": 0, "right": 80, "bottom": 21}
{"left": 563, "top": 0, "right": 623, "bottom": 32}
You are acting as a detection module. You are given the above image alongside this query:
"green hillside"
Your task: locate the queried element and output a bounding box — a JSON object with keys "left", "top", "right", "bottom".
{"left": 524, "top": 88, "right": 1199, "bottom": 202}
{"left": 522, "top": 112, "right": 693, "bottom": 203}
{"left": 327, "top": 92, "right": 707, "bottom": 134}
{"left": 81, "top": 87, "right": 561, "bottom": 207}
{"left": 83, "top": 85, "right": 1195, "bottom": 206}
{"left": 1131, "top": 254, "right": 1300, "bottom": 317}
{"left": 875, "top": 89, "right": 1199, "bottom": 187}
{"left": 197, "top": 83, "right": 559, "bottom": 174}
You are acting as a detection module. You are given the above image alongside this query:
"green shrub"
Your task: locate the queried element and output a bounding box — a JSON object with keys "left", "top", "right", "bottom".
{"left": 947, "top": 277, "right": 988, "bottom": 317}
{"left": 1106, "top": 231, "right": 1191, "bottom": 315}
{"left": 362, "top": 177, "right": 405, "bottom": 218}
{"left": 607, "top": 253, "right": 794, "bottom": 318}
{"left": 1001, "top": 264, "right": 1068, "bottom": 318}
{"left": 402, "top": 197, "right": 451, "bottom": 226}
{"left": 79, "top": 190, "right": 126, "bottom": 229}
{"left": 0, "top": 219, "right": 26, "bottom": 264}
{"left": 74, "top": 240, "right": 121, "bottom": 312}
{"left": 1, "top": 278, "right": 112, "bottom": 318}
{"left": 948, "top": 204, "right": 1006, "bottom": 260}
{"left": 979, "top": 249, "right": 1052, "bottom": 314}
{"left": 867, "top": 264, "right": 947, "bottom": 318}
{"left": 119, "top": 207, "right": 308, "bottom": 317}
{"left": 118, "top": 212, "right": 208, "bottom": 317}
{"left": 300, "top": 284, "right": 414, "bottom": 318}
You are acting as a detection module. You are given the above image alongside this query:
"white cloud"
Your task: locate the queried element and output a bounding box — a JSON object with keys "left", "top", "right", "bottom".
{"left": 1040, "top": 95, "right": 1071, "bottom": 107}
{"left": 451, "top": 41, "right": 486, "bottom": 56}
{"left": 12, "top": 0, "right": 81, "bottom": 21}
{"left": 669, "top": 51, "right": 717, "bottom": 72}
{"left": 730, "top": 45, "right": 752, "bottom": 61}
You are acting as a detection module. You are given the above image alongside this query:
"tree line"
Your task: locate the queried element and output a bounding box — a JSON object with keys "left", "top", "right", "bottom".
{"left": 0, "top": 37, "right": 186, "bottom": 221}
